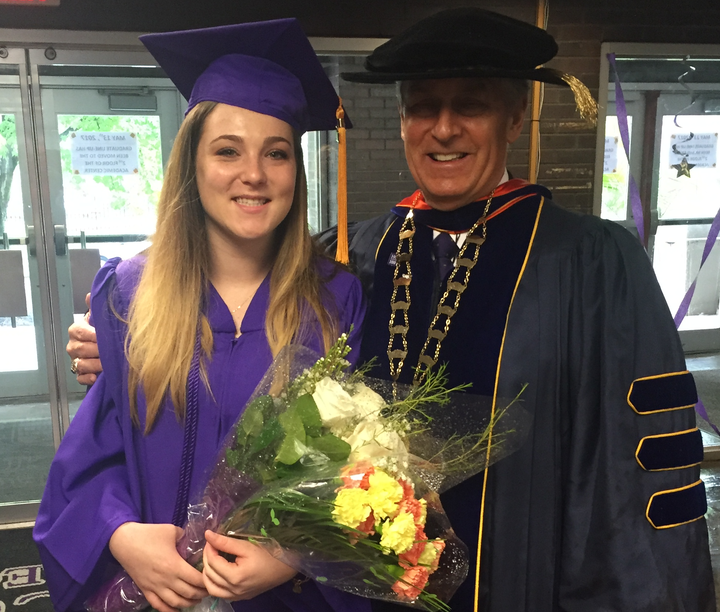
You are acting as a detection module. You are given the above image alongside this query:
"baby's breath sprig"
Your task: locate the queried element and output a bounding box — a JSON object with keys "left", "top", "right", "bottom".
{"left": 286, "top": 329, "right": 353, "bottom": 400}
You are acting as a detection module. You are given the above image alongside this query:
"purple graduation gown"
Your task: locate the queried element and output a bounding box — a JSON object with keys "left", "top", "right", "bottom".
{"left": 34, "top": 256, "right": 371, "bottom": 612}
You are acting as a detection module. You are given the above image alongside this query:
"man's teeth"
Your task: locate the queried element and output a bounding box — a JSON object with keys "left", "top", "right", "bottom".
{"left": 234, "top": 198, "right": 267, "bottom": 206}
{"left": 430, "top": 153, "right": 465, "bottom": 161}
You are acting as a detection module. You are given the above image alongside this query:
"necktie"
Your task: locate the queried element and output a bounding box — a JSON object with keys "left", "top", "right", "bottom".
{"left": 433, "top": 232, "right": 459, "bottom": 281}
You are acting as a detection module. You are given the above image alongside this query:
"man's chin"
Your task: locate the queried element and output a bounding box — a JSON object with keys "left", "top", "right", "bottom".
{"left": 423, "top": 191, "right": 478, "bottom": 211}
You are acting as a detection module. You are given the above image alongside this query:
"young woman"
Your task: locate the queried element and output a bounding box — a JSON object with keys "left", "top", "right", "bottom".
{"left": 34, "top": 19, "right": 369, "bottom": 612}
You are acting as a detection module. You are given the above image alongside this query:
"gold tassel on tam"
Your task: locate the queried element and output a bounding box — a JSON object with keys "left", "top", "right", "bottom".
{"left": 335, "top": 99, "right": 349, "bottom": 264}
{"left": 548, "top": 69, "right": 598, "bottom": 126}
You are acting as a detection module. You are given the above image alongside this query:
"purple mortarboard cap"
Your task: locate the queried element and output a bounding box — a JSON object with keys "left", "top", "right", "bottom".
{"left": 140, "top": 18, "right": 348, "bottom": 133}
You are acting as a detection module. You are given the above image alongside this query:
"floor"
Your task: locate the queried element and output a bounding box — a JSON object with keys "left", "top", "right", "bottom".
{"left": 0, "top": 397, "right": 82, "bottom": 504}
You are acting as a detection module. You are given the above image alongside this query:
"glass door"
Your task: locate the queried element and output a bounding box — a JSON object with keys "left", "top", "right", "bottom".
{"left": 0, "top": 48, "right": 57, "bottom": 518}
{"left": 31, "top": 49, "right": 182, "bottom": 415}
{"left": 0, "top": 42, "right": 184, "bottom": 524}
{"left": 652, "top": 92, "right": 720, "bottom": 352}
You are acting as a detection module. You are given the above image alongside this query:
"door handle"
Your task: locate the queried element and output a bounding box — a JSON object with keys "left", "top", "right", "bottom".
{"left": 54, "top": 224, "right": 67, "bottom": 256}
{"left": 27, "top": 225, "right": 36, "bottom": 257}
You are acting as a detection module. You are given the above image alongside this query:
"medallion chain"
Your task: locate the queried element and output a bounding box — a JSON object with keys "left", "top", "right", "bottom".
{"left": 386, "top": 191, "right": 495, "bottom": 390}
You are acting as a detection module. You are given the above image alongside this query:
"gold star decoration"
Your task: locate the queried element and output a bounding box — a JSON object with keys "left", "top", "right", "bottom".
{"left": 672, "top": 156, "right": 695, "bottom": 178}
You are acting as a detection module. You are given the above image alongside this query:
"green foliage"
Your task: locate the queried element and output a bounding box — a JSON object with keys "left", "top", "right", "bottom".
{"left": 306, "top": 434, "right": 351, "bottom": 462}
{"left": 293, "top": 393, "right": 323, "bottom": 437}
{"left": 387, "top": 364, "right": 471, "bottom": 423}
{"left": 0, "top": 114, "right": 17, "bottom": 151}
{"left": 276, "top": 408, "right": 307, "bottom": 465}
{"left": 0, "top": 115, "right": 19, "bottom": 235}
{"left": 602, "top": 173, "right": 628, "bottom": 217}
{"left": 248, "top": 416, "right": 282, "bottom": 455}
{"left": 241, "top": 396, "right": 269, "bottom": 437}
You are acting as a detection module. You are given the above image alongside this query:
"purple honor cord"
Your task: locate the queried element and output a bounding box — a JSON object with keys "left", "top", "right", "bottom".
{"left": 171, "top": 336, "right": 202, "bottom": 527}
{"left": 608, "top": 52, "right": 720, "bottom": 436}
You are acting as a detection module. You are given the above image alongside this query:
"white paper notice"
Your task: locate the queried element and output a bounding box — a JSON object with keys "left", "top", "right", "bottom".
{"left": 604, "top": 136, "right": 618, "bottom": 173}
{"left": 71, "top": 132, "right": 140, "bottom": 175}
{"left": 669, "top": 133, "right": 718, "bottom": 168}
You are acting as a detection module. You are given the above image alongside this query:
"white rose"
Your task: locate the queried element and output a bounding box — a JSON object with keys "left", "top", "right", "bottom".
{"left": 346, "top": 419, "right": 408, "bottom": 461}
{"left": 312, "top": 377, "right": 357, "bottom": 429}
{"left": 348, "top": 383, "right": 387, "bottom": 419}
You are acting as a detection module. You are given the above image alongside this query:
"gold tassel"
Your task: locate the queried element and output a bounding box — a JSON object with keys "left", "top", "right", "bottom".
{"left": 548, "top": 70, "right": 598, "bottom": 126}
{"left": 335, "top": 99, "right": 349, "bottom": 264}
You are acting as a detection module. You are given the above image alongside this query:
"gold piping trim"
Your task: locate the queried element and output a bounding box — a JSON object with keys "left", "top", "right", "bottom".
{"left": 627, "top": 371, "right": 696, "bottom": 415}
{"left": 374, "top": 218, "right": 398, "bottom": 262}
{"left": 635, "top": 427, "right": 701, "bottom": 471}
{"left": 646, "top": 479, "right": 705, "bottom": 530}
{"left": 474, "top": 196, "right": 545, "bottom": 611}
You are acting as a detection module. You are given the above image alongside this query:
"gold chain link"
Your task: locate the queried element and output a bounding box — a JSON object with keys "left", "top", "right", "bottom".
{"left": 387, "top": 210, "right": 415, "bottom": 383}
{"left": 386, "top": 191, "right": 495, "bottom": 389}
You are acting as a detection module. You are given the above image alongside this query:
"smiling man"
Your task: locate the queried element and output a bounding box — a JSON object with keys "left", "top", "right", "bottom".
{"left": 398, "top": 78, "right": 525, "bottom": 212}
{"left": 332, "top": 7, "right": 716, "bottom": 612}
{"left": 66, "top": 7, "right": 715, "bottom": 612}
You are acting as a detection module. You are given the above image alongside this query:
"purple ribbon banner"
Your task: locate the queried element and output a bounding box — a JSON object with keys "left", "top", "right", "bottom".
{"left": 607, "top": 53, "right": 646, "bottom": 247}
{"left": 608, "top": 52, "right": 720, "bottom": 437}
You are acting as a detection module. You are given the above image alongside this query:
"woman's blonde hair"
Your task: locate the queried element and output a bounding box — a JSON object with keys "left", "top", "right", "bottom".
{"left": 125, "top": 101, "right": 337, "bottom": 432}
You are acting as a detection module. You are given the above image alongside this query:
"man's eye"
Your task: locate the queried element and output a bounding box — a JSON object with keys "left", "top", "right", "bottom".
{"left": 405, "top": 102, "right": 439, "bottom": 117}
{"left": 455, "top": 100, "right": 488, "bottom": 116}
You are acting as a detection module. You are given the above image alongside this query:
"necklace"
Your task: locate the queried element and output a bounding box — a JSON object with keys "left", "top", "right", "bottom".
{"left": 230, "top": 296, "right": 252, "bottom": 315}
{"left": 387, "top": 190, "right": 495, "bottom": 389}
{"left": 229, "top": 295, "right": 254, "bottom": 337}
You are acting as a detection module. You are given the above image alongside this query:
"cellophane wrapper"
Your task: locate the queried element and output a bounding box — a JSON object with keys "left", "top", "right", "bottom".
{"left": 87, "top": 341, "right": 530, "bottom": 612}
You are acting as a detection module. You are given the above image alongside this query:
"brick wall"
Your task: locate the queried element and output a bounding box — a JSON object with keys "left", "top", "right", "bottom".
{"left": 338, "top": 57, "right": 417, "bottom": 223}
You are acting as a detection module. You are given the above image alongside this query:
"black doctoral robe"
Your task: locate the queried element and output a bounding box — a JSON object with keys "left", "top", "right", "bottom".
{"left": 318, "top": 180, "right": 715, "bottom": 611}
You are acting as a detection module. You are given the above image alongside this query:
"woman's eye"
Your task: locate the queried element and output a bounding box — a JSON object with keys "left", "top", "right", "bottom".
{"left": 267, "top": 149, "right": 289, "bottom": 160}
{"left": 217, "top": 147, "right": 237, "bottom": 157}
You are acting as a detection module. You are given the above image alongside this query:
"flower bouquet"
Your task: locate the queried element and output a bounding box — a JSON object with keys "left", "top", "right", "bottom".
{"left": 87, "top": 334, "right": 529, "bottom": 612}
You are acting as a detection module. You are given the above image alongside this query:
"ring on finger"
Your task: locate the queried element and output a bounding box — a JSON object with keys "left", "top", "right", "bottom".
{"left": 70, "top": 357, "right": 80, "bottom": 374}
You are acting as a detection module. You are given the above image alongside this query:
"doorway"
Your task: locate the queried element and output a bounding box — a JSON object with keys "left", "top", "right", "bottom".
{"left": 0, "top": 36, "right": 184, "bottom": 523}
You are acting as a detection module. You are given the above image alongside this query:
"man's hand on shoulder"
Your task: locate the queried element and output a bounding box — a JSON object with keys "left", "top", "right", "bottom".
{"left": 67, "top": 293, "right": 102, "bottom": 385}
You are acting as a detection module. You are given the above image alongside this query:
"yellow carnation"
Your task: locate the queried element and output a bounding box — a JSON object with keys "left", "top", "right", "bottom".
{"left": 418, "top": 498, "right": 427, "bottom": 525}
{"left": 333, "top": 487, "right": 371, "bottom": 529}
{"left": 366, "top": 469, "right": 403, "bottom": 520}
{"left": 418, "top": 541, "right": 438, "bottom": 566}
{"left": 380, "top": 511, "right": 417, "bottom": 555}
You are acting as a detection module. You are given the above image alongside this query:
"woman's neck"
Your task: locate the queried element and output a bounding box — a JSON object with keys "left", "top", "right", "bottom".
{"left": 206, "top": 226, "right": 275, "bottom": 335}
{"left": 207, "top": 224, "right": 274, "bottom": 285}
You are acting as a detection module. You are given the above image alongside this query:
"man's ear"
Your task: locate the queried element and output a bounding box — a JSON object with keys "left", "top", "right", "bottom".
{"left": 507, "top": 96, "right": 528, "bottom": 144}
{"left": 399, "top": 104, "right": 407, "bottom": 142}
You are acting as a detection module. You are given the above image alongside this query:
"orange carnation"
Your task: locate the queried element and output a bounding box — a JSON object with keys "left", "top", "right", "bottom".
{"left": 391, "top": 565, "right": 430, "bottom": 600}
{"left": 398, "top": 478, "right": 414, "bottom": 501}
{"left": 356, "top": 511, "right": 376, "bottom": 536}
